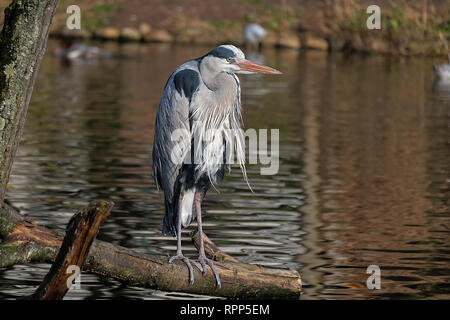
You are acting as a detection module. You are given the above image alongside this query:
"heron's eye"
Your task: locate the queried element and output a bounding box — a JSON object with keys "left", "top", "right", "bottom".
{"left": 226, "top": 57, "right": 233, "bottom": 63}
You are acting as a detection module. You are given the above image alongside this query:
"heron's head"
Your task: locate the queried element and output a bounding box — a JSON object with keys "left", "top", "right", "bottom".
{"left": 200, "top": 44, "right": 281, "bottom": 76}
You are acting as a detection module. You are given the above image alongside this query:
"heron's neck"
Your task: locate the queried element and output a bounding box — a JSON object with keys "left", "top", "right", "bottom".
{"left": 201, "top": 70, "right": 237, "bottom": 106}
{"left": 194, "top": 67, "right": 238, "bottom": 129}
{"left": 200, "top": 58, "right": 236, "bottom": 91}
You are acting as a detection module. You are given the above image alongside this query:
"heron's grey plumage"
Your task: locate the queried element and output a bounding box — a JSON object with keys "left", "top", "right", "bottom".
{"left": 153, "top": 59, "right": 197, "bottom": 235}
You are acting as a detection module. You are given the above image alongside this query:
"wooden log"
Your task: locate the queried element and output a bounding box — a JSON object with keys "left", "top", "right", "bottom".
{"left": 0, "top": 203, "right": 302, "bottom": 298}
{"left": 191, "top": 230, "right": 301, "bottom": 278}
{"left": 85, "top": 240, "right": 301, "bottom": 298}
{"left": 30, "top": 200, "right": 113, "bottom": 300}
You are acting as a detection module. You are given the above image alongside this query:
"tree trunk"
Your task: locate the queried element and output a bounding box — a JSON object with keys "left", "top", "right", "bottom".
{"left": 0, "top": 203, "right": 302, "bottom": 299}
{"left": 0, "top": 0, "right": 60, "bottom": 202}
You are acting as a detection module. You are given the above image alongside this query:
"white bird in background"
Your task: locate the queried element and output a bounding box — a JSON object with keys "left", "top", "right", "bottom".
{"left": 433, "top": 53, "right": 450, "bottom": 81}
{"left": 54, "top": 39, "right": 111, "bottom": 62}
{"left": 244, "top": 23, "right": 267, "bottom": 50}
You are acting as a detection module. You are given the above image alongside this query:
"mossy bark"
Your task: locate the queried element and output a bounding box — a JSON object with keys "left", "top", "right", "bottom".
{"left": 0, "top": 0, "right": 60, "bottom": 201}
{"left": 0, "top": 241, "right": 58, "bottom": 268}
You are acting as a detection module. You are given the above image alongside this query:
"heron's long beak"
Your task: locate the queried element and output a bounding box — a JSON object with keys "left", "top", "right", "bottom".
{"left": 236, "top": 59, "right": 282, "bottom": 74}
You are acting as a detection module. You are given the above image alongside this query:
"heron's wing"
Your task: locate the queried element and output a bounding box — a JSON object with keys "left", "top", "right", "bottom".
{"left": 152, "top": 60, "right": 201, "bottom": 234}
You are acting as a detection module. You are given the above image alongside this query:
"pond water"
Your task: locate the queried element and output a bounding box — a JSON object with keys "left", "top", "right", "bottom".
{"left": 0, "top": 40, "right": 449, "bottom": 299}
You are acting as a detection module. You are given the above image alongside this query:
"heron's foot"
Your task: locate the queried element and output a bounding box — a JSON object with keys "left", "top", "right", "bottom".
{"left": 195, "top": 255, "right": 222, "bottom": 288}
{"left": 168, "top": 254, "right": 195, "bottom": 285}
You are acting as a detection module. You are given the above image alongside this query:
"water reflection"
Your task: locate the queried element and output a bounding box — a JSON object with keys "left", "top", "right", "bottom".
{"left": 432, "top": 78, "right": 450, "bottom": 103}
{"left": 0, "top": 41, "right": 448, "bottom": 299}
{"left": 298, "top": 53, "right": 450, "bottom": 299}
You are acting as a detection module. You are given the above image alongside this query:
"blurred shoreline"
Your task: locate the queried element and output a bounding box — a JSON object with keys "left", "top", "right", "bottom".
{"left": 1, "top": 0, "right": 449, "bottom": 56}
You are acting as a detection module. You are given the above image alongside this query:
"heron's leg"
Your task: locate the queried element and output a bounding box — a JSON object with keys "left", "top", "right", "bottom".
{"left": 168, "top": 194, "right": 195, "bottom": 284}
{"left": 194, "top": 191, "right": 222, "bottom": 288}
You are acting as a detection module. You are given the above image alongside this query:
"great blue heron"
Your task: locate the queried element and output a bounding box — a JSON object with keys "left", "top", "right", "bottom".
{"left": 152, "top": 45, "right": 281, "bottom": 287}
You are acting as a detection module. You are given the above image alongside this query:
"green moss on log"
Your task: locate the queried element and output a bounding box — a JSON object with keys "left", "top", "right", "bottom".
{"left": 0, "top": 241, "right": 57, "bottom": 267}
{"left": 0, "top": 203, "right": 21, "bottom": 239}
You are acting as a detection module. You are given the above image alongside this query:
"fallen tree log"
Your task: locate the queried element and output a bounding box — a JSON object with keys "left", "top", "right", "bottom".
{"left": 0, "top": 202, "right": 302, "bottom": 299}
{"left": 30, "top": 200, "right": 113, "bottom": 300}
{"left": 191, "top": 230, "right": 299, "bottom": 278}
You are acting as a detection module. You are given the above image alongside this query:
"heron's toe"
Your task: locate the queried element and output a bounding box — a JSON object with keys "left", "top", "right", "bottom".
{"left": 168, "top": 254, "right": 195, "bottom": 284}
{"left": 191, "top": 260, "right": 203, "bottom": 273}
{"left": 196, "top": 256, "right": 222, "bottom": 288}
{"left": 199, "top": 258, "right": 207, "bottom": 274}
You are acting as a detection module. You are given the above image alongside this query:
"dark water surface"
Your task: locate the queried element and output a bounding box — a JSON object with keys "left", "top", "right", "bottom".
{"left": 0, "top": 40, "right": 449, "bottom": 299}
